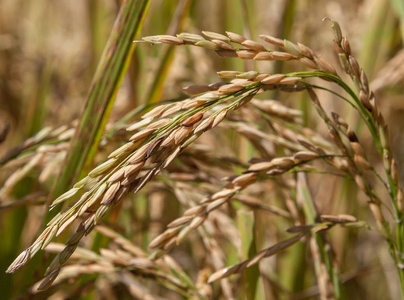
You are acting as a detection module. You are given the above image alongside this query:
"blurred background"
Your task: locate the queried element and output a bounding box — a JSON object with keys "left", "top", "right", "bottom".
{"left": 0, "top": 0, "right": 404, "bottom": 299}
{"left": 1, "top": 0, "right": 403, "bottom": 139}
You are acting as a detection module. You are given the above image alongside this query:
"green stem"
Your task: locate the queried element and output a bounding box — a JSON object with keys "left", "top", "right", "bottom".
{"left": 297, "top": 173, "right": 346, "bottom": 299}
{"left": 49, "top": 0, "right": 150, "bottom": 211}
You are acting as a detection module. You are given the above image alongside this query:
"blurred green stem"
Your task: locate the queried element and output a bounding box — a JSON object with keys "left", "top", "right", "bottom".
{"left": 26, "top": 61, "right": 52, "bottom": 137}
{"left": 360, "top": 0, "right": 396, "bottom": 78}
{"left": 144, "top": 0, "right": 191, "bottom": 105}
{"left": 297, "top": 173, "right": 346, "bottom": 299}
{"left": 237, "top": 210, "right": 264, "bottom": 300}
{"left": 49, "top": 0, "right": 150, "bottom": 212}
{"left": 389, "top": 0, "right": 404, "bottom": 41}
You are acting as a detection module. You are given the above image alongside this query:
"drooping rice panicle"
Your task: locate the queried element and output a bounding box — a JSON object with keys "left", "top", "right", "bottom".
{"left": 4, "top": 17, "right": 404, "bottom": 298}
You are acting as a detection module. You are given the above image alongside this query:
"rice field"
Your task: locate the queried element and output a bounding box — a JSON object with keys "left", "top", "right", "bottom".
{"left": 1, "top": 0, "right": 404, "bottom": 299}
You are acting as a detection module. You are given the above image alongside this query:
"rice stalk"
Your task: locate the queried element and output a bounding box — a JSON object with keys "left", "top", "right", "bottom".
{"left": 3, "top": 16, "right": 404, "bottom": 298}
{"left": 50, "top": 0, "right": 151, "bottom": 206}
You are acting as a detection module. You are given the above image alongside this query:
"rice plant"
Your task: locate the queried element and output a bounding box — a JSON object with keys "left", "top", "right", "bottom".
{"left": 1, "top": 1, "right": 404, "bottom": 299}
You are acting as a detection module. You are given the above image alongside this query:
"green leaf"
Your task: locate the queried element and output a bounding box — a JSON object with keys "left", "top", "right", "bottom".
{"left": 237, "top": 210, "right": 264, "bottom": 300}
{"left": 49, "top": 0, "right": 151, "bottom": 213}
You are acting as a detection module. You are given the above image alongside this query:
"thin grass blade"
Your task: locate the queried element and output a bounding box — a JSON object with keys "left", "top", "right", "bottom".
{"left": 49, "top": 0, "right": 151, "bottom": 210}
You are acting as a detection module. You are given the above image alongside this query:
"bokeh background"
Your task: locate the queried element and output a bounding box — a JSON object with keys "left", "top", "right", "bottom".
{"left": 1, "top": 0, "right": 404, "bottom": 299}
